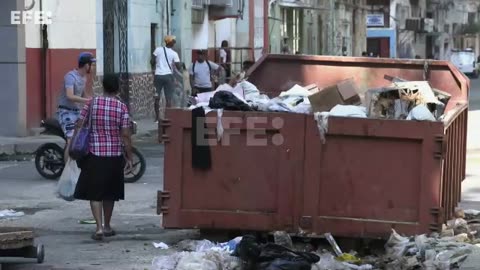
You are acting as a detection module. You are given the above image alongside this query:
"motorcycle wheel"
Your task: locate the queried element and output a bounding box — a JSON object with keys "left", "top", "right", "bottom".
{"left": 35, "top": 143, "right": 65, "bottom": 180}
{"left": 124, "top": 147, "right": 146, "bottom": 183}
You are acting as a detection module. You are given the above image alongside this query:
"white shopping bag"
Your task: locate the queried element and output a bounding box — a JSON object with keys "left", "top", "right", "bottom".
{"left": 56, "top": 159, "right": 80, "bottom": 201}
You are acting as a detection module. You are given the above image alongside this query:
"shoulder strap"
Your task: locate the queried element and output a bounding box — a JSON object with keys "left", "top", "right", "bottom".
{"left": 163, "top": 47, "right": 172, "bottom": 72}
{"left": 83, "top": 97, "right": 95, "bottom": 129}
{"left": 192, "top": 61, "right": 196, "bottom": 74}
{"left": 206, "top": 60, "right": 212, "bottom": 73}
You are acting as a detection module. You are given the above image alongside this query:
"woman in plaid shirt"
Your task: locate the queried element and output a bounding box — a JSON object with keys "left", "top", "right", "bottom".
{"left": 73, "top": 74, "right": 133, "bottom": 241}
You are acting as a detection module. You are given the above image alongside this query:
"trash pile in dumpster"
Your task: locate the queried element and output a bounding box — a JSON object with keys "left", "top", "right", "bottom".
{"left": 152, "top": 209, "right": 480, "bottom": 270}
{"left": 188, "top": 72, "right": 451, "bottom": 123}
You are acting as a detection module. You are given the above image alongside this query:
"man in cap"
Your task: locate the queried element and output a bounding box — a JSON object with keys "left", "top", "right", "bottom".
{"left": 56, "top": 52, "right": 96, "bottom": 159}
{"left": 151, "top": 35, "right": 182, "bottom": 121}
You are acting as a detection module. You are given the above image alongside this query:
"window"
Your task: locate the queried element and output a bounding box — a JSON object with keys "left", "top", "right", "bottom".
{"left": 468, "top": 12, "right": 476, "bottom": 25}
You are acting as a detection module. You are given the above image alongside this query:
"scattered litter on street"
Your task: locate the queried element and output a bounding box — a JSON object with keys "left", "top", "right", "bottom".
{"left": 78, "top": 219, "right": 96, "bottom": 224}
{"left": 177, "top": 237, "right": 242, "bottom": 254}
{"left": 153, "top": 242, "right": 169, "bottom": 249}
{"left": 325, "top": 233, "right": 343, "bottom": 256}
{"left": 151, "top": 214, "right": 480, "bottom": 270}
{"left": 0, "top": 209, "right": 25, "bottom": 219}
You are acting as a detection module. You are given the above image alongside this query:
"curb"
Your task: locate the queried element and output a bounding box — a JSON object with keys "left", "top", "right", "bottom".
{"left": 0, "top": 129, "right": 158, "bottom": 160}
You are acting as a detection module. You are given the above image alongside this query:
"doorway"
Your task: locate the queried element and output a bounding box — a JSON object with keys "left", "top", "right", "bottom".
{"left": 367, "top": 37, "right": 390, "bottom": 57}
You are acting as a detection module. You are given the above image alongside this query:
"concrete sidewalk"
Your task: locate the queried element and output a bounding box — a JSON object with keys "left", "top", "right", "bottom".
{"left": 0, "top": 119, "right": 158, "bottom": 158}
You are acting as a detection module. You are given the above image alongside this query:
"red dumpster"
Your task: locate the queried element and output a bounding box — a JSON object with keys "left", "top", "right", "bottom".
{"left": 158, "top": 54, "right": 469, "bottom": 238}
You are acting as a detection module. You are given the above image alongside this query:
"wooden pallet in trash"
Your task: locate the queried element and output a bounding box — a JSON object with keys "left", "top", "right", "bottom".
{"left": 0, "top": 227, "right": 35, "bottom": 250}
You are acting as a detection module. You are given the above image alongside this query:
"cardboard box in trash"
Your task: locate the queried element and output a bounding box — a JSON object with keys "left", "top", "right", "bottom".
{"left": 308, "top": 79, "right": 361, "bottom": 113}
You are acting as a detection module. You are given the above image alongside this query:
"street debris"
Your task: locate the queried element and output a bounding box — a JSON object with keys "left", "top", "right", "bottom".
{"left": 0, "top": 209, "right": 25, "bottom": 219}
{"left": 153, "top": 242, "right": 169, "bottom": 249}
{"left": 78, "top": 219, "right": 96, "bottom": 224}
{"left": 274, "top": 231, "right": 294, "bottom": 249}
{"left": 187, "top": 74, "right": 452, "bottom": 146}
{"left": 152, "top": 215, "right": 480, "bottom": 270}
{"left": 189, "top": 74, "right": 448, "bottom": 121}
{"left": 325, "top": 232, "right": 344, "bottom": 257}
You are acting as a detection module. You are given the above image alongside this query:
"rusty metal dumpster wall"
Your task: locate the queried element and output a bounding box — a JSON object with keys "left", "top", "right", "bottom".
{"left": 160, "top": 110, "right": 306, "bottom": 232}
{"left": 159, "top": 54, "right": 469, "bottom": 238}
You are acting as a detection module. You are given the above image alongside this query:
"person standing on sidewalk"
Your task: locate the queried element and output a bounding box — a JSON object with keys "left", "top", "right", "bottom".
{"left": 219, "top": 40, "right": 231, "bottom": 82}
{"left": 189, "top": 50, "right": 223, "bottom": 95}
{"left": 73, "top": 73, "right": 133, "bottom": 241}
{"left": 151, "top": 35, "right": 182, "bottom": 122}
{"left": 56, "top": 52, "right": 95, "bottom": 160}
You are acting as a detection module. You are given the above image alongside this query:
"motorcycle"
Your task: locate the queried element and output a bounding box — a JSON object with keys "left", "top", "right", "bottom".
{"left": 34, "top": 118, "right": 146, "bottom": 183}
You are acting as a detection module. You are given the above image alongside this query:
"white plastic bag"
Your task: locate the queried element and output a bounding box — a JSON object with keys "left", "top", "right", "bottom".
{"left": 56, "top": 159, "right": 80, "bottom": 201}
{"left": 406, "top": 104, "right": 436, "bottom": 121}
{"left": 329, "top": 105, "right": 367, "bottom": 118}
{"left": 152, "top": 253, "right": 184, "bottom": 270}
{"left": 385, "top": 229, "right": 411, "bottom": 260}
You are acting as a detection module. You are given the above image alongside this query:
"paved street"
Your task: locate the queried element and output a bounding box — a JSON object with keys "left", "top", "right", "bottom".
{"left": 0, "top": 80, "right": 480, "bottom": 269}
{"left": 0, "top": 136, "right": 195, "bottom": 270}
{"left": 460, "top": 78, "right": 480, "bottom": 210}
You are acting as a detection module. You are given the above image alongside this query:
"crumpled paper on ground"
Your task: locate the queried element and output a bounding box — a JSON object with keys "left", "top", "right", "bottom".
{"left": 153, "top": 242, "right": 169, "bottom": 249}
{"left": 0, "top": 209, "right": 25, "bottom": 219}
{"left": 152, "top": 250, "right": 241, "bottom": 270}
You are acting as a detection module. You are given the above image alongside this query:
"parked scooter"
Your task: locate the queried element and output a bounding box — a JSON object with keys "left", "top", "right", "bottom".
{"left": 34, "top": 118, "right": 146, "bottom": 183}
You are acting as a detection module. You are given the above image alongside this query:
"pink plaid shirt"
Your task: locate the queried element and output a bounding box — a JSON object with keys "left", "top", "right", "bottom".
{"left": 79, "top": 96, "right": 130, "bottom": 157}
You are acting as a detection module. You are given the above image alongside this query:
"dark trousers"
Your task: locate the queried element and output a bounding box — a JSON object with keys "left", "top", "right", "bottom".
{"left": 154, "top": 74, "right": 175, "bottom": 105}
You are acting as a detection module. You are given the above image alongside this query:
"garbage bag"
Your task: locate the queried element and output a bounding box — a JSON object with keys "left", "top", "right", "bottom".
{"left": 177, "top": 239, "right": 217, "bottom": 252}
{"left": 316, "top": 253, "right": 348, "bottom": 270}
{"left": 385, "top": 229, "right": 411, "bottom": 260}
{"left": 175, "top": 250, "right": 241, "bottom": 270}
{"left": 209, "top": 91, "right": 252, "bottom": 111}
{"left": 259, "top": 258, "right": 311, "bottom": 270}
{"left": 414, "top": 234, "right": 428, "bottom": 255}
{"left": 234, "top": 236, "right": 319, "bottom": 270}
{"left": 152, "top": 252, "right": 184, "bottom": 270}
{"left": 56, "top": 159, "right": 80, "bottom": 201}
{"left": 274, "top": 231, "right": 294, "bottom": 249}
{"left": 176, "top": 251, "right": 220, "bottom": 270}
{"left": 406, "top": 104, "right": 436, "bottom": 121}
{"left": 329, "top": 105, "right": 367, "bottom": 118}
{"left": 232, "top": 235, "right": 262, "bottom": 264}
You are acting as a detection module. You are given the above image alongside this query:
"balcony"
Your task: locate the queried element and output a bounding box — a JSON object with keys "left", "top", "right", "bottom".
{"left": 206, "top": 0, "right": 233, "bottom": 6}
{"left": 208, "top": 0, "right": 244, "bottom": 20}
{"left": 192, "top": 0, "right": 205, "bottom": 9}
{"left": 277, "top": 0, "right": 315, "bottom": 8}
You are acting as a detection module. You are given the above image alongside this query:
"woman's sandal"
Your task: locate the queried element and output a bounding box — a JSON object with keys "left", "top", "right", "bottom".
{"left": 91, "top": 232, "right": 104, "bottom": 241}
{"left": 103, "top": 230, "right": 116, "bottom": 237}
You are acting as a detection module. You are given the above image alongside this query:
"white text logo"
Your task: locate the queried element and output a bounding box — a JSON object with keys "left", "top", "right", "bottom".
{"left": 11, "top": 11, "right": 53, "bottom": 25}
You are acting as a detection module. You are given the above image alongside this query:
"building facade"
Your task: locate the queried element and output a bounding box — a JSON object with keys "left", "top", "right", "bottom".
{"left": 428, "top": 0, "right": 480, "bottom": 60}
{"left": 268, "top": 0, "right": 367, "bottom": 57}
{"left": 0, "top": 0, "right": 27, "bottom": 136}
{"left": 2, "top": 0, "right": 479, "bottom": 136}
